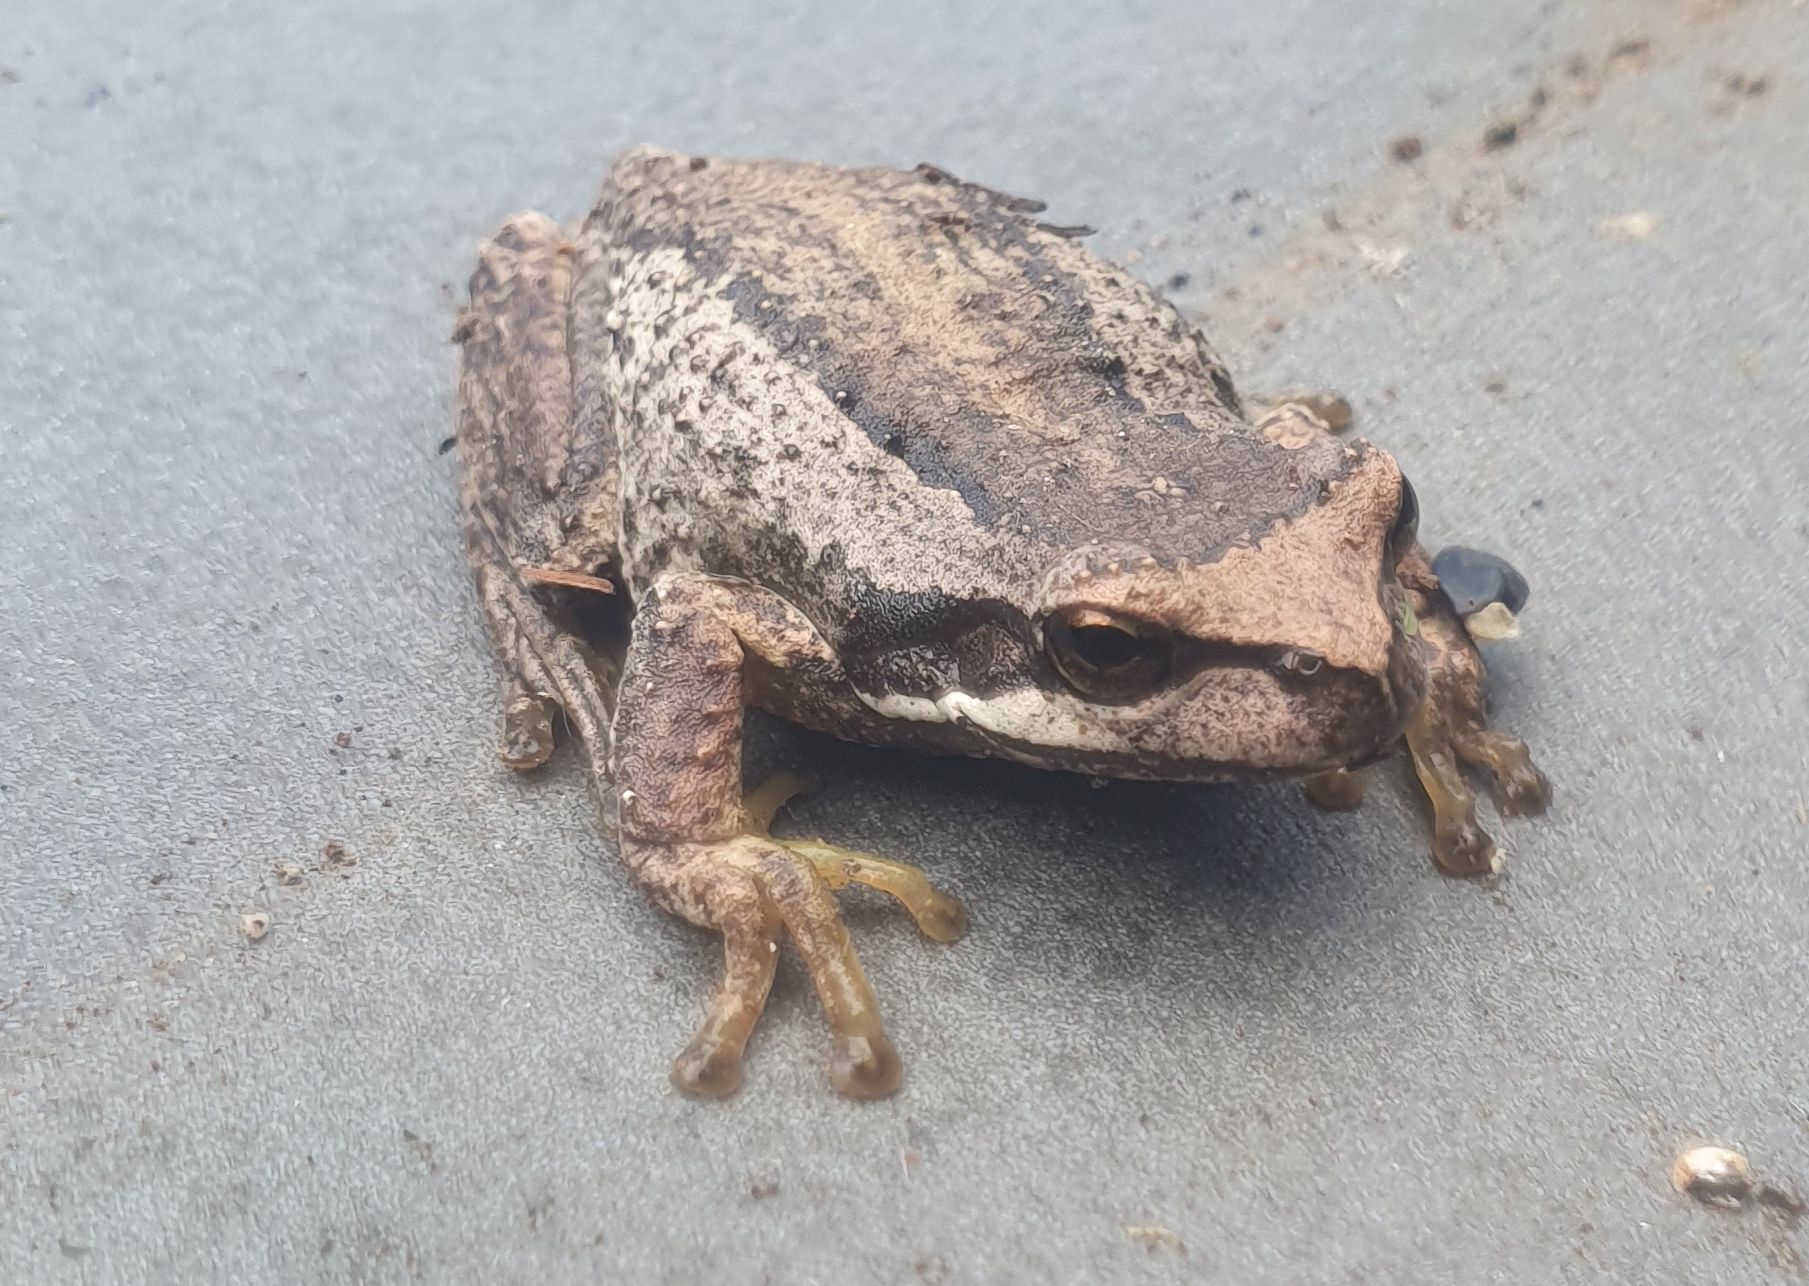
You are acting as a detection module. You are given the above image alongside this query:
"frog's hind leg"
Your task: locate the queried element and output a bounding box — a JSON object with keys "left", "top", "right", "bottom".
{"left": 455, "top": 212, "right": 620, "bottom": 788}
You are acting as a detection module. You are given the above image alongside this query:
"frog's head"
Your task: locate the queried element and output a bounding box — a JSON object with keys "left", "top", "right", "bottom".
{"left": 949, "top": 443, "right": 1426, "bottom": 780}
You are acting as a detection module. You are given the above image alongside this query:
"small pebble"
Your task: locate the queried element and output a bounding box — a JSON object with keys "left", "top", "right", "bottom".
{"left": 1433, "top": 546, "right": 1531, "bottom": 616}
{"left": 241, "top": 912, "right": 271, "bottom": 941}
{"left": 1672, "top": 1146, "right": 1754, "bottom": 1209}
{"left": 1464, "top": 602, "right": 1522, "bottom": 641}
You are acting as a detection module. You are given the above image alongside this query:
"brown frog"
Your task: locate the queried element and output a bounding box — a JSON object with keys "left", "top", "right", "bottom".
{"left": 452, "top": 147, "right": 1550, "bottom": 1099}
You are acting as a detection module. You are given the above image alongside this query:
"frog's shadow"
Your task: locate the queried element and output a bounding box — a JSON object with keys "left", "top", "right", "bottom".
{"left": 746, "top": 713, "right": 1428, "bottom": 996}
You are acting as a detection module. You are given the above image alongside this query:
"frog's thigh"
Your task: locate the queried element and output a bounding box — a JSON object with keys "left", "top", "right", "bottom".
{"left": 456, "top": 213, "right": 616, "bottom": 782}
{"left": 613, "top": 574, "right": 903, "bottom": 1099}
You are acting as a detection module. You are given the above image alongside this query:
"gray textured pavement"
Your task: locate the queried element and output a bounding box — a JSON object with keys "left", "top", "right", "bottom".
{"left": 3, "top": 1, "right": 1807, "bottom": 1281}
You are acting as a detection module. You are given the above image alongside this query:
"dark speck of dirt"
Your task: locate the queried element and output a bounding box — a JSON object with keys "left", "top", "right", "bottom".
{"left": 1247, "top": 224, "right": 1263, "bottom": 238}
{"left": 322, "top": 840, "right": 357, "bottom": 870}
{"left": 1263, "top": 317, "right": 1285, "bottom": 333}
{"left": 0, "top": 69, "right": 20, "bottom": 86}
{"left": 437, "top": 435, "right": 457, "bottom": 455}
{"left": 1483, "top": 121, "right": 1520, "bottom": 150}
{"left": 149, "top": 872, "right": 170, "bottom": 887}
{"left": 1389, "top": 135, "right": 1424, "bottom": 163}
{"left": 333, "top": 732, "right": 352, "bottom": 749}
{"left": 1166, "top": 272, "right": 1190, "bottom": 291}
{"left": 1530, "top": 497, "right": 1545, "bottom": 510}
{"left": 1724, "top": 72, "right": 1770, "bottom": 97}
{"left": 749, "top": 1178, "right": 780, "bottom": 1199}
{"left": 1610, "top": 38, "right": 1650, "bottom": 61}
{"left": 1484, "top": 379, "right": 1507, "bottom": 394}
{"left": 1229, "top": 187, "right": 1254, "bottom": 204}
{"left": 84, "top": 85, "right": 111, "bottom": 108}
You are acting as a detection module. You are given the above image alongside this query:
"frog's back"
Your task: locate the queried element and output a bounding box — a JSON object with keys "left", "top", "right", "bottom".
{"left": 577, "top": 147, "right": 1356, "bottom": 627}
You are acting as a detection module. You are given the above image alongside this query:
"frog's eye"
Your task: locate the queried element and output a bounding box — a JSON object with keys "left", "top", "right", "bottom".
{"left": 1388, "top": 475, "right": 1419, "bottom": 560}
{"left": 1043, "top": 609, "right": 1171, "bottom": 702}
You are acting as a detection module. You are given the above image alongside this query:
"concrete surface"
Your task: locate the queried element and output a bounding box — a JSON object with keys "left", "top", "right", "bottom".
{"left": 3, "top": 0, "right": 1807, "bottom": 1281}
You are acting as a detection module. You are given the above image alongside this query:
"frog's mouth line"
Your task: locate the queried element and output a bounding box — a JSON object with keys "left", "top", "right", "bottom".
{"left": 863, "top": 663, "right": 1414, "bottom": 783}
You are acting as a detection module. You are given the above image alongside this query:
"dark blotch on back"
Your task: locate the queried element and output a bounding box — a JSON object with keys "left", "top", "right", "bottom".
{"left": 597, "top": 150, "right": 1359, "bottom": 567}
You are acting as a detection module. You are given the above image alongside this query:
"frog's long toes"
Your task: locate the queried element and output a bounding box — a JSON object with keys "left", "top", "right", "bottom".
{"left": 829, "top": 1032, "right": 903, "bottom": 1099}
{"left": 1432, "top": 819, "right": 1502, "bottom": 877}
{"left": 498, "top": 692, "right": 557, "bottom": 770}
{"left": 777, "top": 837, "right": 969, "bottom": 944}
{"left": 1494, "top": 762, "right": 1552, "bottom": 817}
{"left": 671, "top": 1037, "right": 747, "bottom": 1098}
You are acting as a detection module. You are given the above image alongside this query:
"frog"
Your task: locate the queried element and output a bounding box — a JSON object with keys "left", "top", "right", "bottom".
{"left": 452, "top": 147, "right": 1550, "bottom": 1099}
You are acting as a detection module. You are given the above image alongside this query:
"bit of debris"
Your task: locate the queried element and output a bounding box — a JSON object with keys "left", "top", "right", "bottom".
{"left": 1601, "top": 211, "right": 1658, "bottom": 240}
{"left": 1280, "top": 391, "right": 1353, "bottom": 432}
{"left": 519, "top": 565, "right": 616, "bottom": 594}
{"left": 1166, "top": 271, "right": 1190, "bottom": 291}
{"left": 0, "top": 68, "right": 21, "bottom": 85}
{"left": 84, "top": 85, "right": 111, "bottom": 108}
{"left": 401, "top": 1128, "right": 438, "bottom": 1170}
{"left": 1449, "top": 194, "right": 1498, "bottom": 231}
{"left": 749, "top": 1178, "right": 780, "bottom": 1199}
{"left": 1484, "top": 378, "right": 1508, "bottom": 395}
{"left": 1262, "top": 316, "right": 1285, "bottom": 333}
{"left": 1723, "top": 71, "right": 1770, "bottom": 97}
{"left": 1125, "top": 1224, "right": 1186, "bottom": 1253}
{"left": 274, "top": 862, "right": 304, "bottom": 886}
{"left": 241, "top": 912, "right": 271, "bottom": 941}
{"left": 1673, "top": 1146, "right": 1751, "bottom": 1206}
{"left": 437, "top": 435, "right": 457, "bottom": 455}
{"left": 1355, "top": 240, "right": 1409, "bottom": 277}
{"left": 1389, "top": 135, "right": 1424, "bottom": 163}
{"left": 333, "top": 731, "right": 352, "bottom": 749}
{"left": 1671, "top": 1145, "right": 1808, "bottom": 1218}
{"left": 322, "top": 840, "right": 357, "bottom": 870}
{"left": 1464, "top": 602, "right": 1522, "bottom": 641}
{"left": 1483, "top": 120, "right": 1520, "bottom": 150}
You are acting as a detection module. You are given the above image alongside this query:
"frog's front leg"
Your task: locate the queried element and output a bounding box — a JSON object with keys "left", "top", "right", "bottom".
{"left": 1403, "top": 590, "right": 1551, "bottom": 875}
{"left": 615, "top": 574, "right": 944, "bottom": 1099}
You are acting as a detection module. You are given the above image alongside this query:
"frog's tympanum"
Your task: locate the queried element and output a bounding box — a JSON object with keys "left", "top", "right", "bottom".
{"left": 454, "top": 149, "right": 1550, "bottom": 1098}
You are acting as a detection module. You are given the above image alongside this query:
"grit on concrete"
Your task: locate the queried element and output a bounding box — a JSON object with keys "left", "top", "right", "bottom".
{"left": 3, "top": 1, "right": 1806, "bottom": 1282}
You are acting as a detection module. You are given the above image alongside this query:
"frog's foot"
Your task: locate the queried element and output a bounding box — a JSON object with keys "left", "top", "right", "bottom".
{"left": 499, "top": 687, "right": 558, "bottom": 770}
{"left": 1408, "top": 598, "right": 1551, "bottom": 876}
{"left": 741, "top": 773, "right": 968, "bottom": 944}
{"left": 630, "top": 832, "right": 903, "bottom": 1099}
